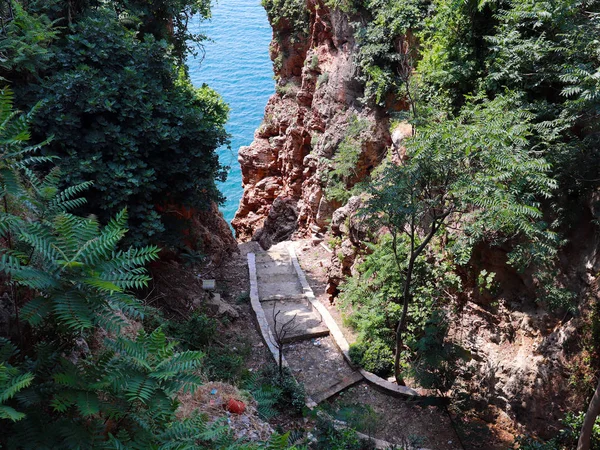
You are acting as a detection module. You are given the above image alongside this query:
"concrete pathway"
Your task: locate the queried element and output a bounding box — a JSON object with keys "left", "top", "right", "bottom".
{"left": 250, "top": 241, "right": 362, "bottom": 405}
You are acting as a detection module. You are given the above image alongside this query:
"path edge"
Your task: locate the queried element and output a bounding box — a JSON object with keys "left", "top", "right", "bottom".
{"left": 287, "top": 244, "right": 419, "bottom": 398}
{"left": 247, "top": 252, "right": 318, "bottom": 408}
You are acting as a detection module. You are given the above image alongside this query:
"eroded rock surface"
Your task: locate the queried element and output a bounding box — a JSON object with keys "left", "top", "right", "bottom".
{"left": 232, "top": 0, "right": 390, "bottom": 243}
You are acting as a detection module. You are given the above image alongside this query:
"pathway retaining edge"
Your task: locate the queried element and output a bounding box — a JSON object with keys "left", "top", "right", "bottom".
{"left": 247, "top": 252, "right": 318, "bottom": 409}
{"left": 287, "top": 244, "right": 419, "bottom": 398}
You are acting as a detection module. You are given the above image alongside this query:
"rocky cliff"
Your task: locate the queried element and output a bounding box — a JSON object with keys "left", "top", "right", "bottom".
{"left": 232, "top": 0, "right": 390, "bottom": 247}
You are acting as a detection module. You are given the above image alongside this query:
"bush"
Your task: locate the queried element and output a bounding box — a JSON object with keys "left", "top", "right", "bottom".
{"left": 312, "top": 409, "right": 375, "bottom": 450}
{"left": 261, "top": 0, "right": 309, "bottom": 41}
{"left": 24, "top": 10, "right": 229, "bottom": 246}
{"left": 325, "top": 114, "right": 370, "bottom": 203}
{"left": 245, "top": 365, "right": 306, "bottom": 416}
{"left": 317, "top": 72, "right": 329, "bottom": 88}
{"left": 349, "top": 340, "right": 393, "bottom": 377}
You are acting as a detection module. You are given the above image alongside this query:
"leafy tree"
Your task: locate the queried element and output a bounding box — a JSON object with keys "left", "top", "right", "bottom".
{"left": 110, "top": 0, "right": 212, "bottom": 62}
{"left": 2, "top": 2, "right": 229, "bottom": 247}
{"left": 26, "top": 10, "right": 229, "bottom": 245}
{"left": 368, "top": 94, "right": 558, "bottom": 384}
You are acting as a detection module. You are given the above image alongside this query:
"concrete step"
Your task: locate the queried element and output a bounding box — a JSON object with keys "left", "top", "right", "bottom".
{"left": 260, "top": 293, "right": 307, "bottom": 303}
{"left": 258, "top": 280, "right": 304, "bottom": 298}
{"left": 254, "top": 261, "right": 296, "bottom": 276}
{"left": 256, "top": 272, "right": 299, "bottom": 284}
{"left": 262, "top": 300, "right": 329, "bottom": 343}
{"left": 311, "top": 371, "right": 364, "bottom": 404}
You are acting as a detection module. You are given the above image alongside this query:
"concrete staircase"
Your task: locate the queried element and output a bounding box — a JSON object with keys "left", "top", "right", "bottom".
{"left": 250, "top": 241, "right": 362, "bottom": 405}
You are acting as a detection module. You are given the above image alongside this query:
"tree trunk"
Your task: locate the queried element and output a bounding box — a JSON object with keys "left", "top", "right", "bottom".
{"left": 394, "top": 255, "right": 415, "bottom": 385}
{"left": 278, "top": 346, "right": 283, "bottom": 378}
{"left": 578, "top": 377, "right": 600, "bottom": 450}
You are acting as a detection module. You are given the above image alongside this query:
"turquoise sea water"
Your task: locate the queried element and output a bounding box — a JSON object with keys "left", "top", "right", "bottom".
{"left": 187, "top": 1, "right": 274, "bottom": 223}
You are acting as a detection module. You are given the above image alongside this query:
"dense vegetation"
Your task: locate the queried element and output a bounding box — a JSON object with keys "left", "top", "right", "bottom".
{"left": 0, "top": 1, "right": 308, "bottom": 448}
{"left": 315, "top": 0, "right": 600, "bottom": 446}
{"left": 2, "top": 0, "right": 229, "bottom": 247}
{"left": 3, "top": 0, "right": 600, "bottom": 447}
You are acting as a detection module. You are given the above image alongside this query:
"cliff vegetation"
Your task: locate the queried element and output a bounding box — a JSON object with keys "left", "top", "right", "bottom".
{"left": 233, "top": 0, "right": 600, "bottom": 447}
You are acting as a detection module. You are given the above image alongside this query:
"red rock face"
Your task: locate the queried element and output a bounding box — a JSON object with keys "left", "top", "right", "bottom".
{"left": 232, "top": 0, "right": 392, "bottom": 245}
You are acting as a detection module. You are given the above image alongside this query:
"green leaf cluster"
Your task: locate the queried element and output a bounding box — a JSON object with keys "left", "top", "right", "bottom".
{"left": 4, "top": 2, "right": 229, "bottom": 247}
{"left": 325, "top": 114, "right": 371, "bottom": 204}
{"left": 261, "top": 0, "right": 309, "bottom": 42}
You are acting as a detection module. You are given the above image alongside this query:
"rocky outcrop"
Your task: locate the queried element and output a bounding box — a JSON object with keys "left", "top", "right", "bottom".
{"left": 192, "top": 202, "right": 239, "bottom": 265}
{"left": 232, "top": 0, "right": 391, "bottom": 246}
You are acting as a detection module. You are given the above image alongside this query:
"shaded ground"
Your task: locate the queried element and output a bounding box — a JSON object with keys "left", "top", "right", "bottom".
{"left": 332, "top": 383, "right": 462, "bottom": 450}
{"left": 148, "top": 243, "right": 272, "bottom": 375}
{"left": 284, "top": 336, "right": 362, "bottom": 403}
{"left": 293, "top": 238, "right": 515, "bottom": 450}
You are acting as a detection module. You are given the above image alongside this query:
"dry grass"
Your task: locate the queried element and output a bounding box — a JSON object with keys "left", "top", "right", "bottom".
{"left": 177, "top": 381, "right": 274, "bottom": 442}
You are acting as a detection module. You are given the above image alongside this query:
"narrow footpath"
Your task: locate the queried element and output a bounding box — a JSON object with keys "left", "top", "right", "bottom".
{"left": 249, "top": 241, "right": 363, "bottom": 405}
{"left": 244, "top": 239, "right": 464, "bottom": 450}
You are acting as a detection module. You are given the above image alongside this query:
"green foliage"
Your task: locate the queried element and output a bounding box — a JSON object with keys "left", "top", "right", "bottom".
{"left": 261, "top": 0, "right": 309, "bottom": 41}
{"left": 0, "top": 96, "right": 262, "bottom": 449}
{"left": 316, "top": 71, "right": 329, "bottom": 89}
{"left": 0, "top": 339, "right": 33, "bottom": 422}
{"left": 325, "top": 114, "right": 370, "bottom": 204}
{"left": 417, "top": 0, "right": 490, "bottom": 106}
{"left": 110, "top": 0, "right": 212, "bottom": 62}
{"left": 146, "top": 310, "right": 250, "bottom": 383}
{"left": 236, "top": 291, "right": 251, "bottom": 304}
{"left": 418, "top": 0, "right": 600, "bottom": 202}
{"left": 352, "top": 0, "right": 429, "bottom": 104}
{"left": 244, "top": 366, "right": 306, "bottom": 417}
{"left": 2, "top": 2, "right": 229, "bottom": 247}
{"left": 160, "top": 311, "right": 218, "bottom": 350}
{"left": 349, "top": 340, "right": 393, "bottom": 377}
{"left": 0, "top": 3, "right": 58, "bottom": 78}
{"left": 409, "top": 310, "right": 460, "bottom": 392}
{"left": 311, "top": 408, "right": 374, "bottom": 450}
{"left": 24, "top": 11, "right": 228, "bottom": 246}
{"left": 276, "top": 80, "right": 301, "bottom": 98}
{"left": 371, "top": 94, "right": 568, "bottom": 306}
{"left": 340, "top": 235, "right": 460, "bottom": 381}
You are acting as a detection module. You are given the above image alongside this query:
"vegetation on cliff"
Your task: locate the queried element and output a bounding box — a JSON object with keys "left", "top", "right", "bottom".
{"left": 0, "top": 1, "right": 303, "bottom": 448}
{"left": 321, "top": 0, "right": 600, "bottom": 446}
{"left": 2, "top": 0, "right": 229, "bottom": 247}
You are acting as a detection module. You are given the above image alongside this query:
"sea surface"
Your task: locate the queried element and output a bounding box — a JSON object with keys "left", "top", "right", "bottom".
{"left": 187, "top": 0, "right": 274, "bottom": 223}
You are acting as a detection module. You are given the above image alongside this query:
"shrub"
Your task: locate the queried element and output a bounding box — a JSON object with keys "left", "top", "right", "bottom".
{"left": 276, "top": 80, "right": 300, "bottom": 98}
{"left": 25, "top": 10, "right": 229, "bottom": 246}
{"left": 349, "top": 340, "right": 393, "bottom": 377}
{"left": 262, "top": 0, "right": 309, "bottom": 41}
{"left": 325, "top": 114, "right": 370, "bottom": 203}
{"left": 245, "top": 365, "right": 306, "bottom": 416}
{"left": 317, "top": 72, "right": 329, "bottom": 88}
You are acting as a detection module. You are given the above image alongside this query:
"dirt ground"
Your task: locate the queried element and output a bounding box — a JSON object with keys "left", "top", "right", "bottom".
{"left": 292, "top": 238, "right": 520, "bottom": 450}
{"left": 332, "top": 383, "right": 462, "bottom": 450}
{"left": 150, "top": 238, "right": 518, "bottom": 449}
